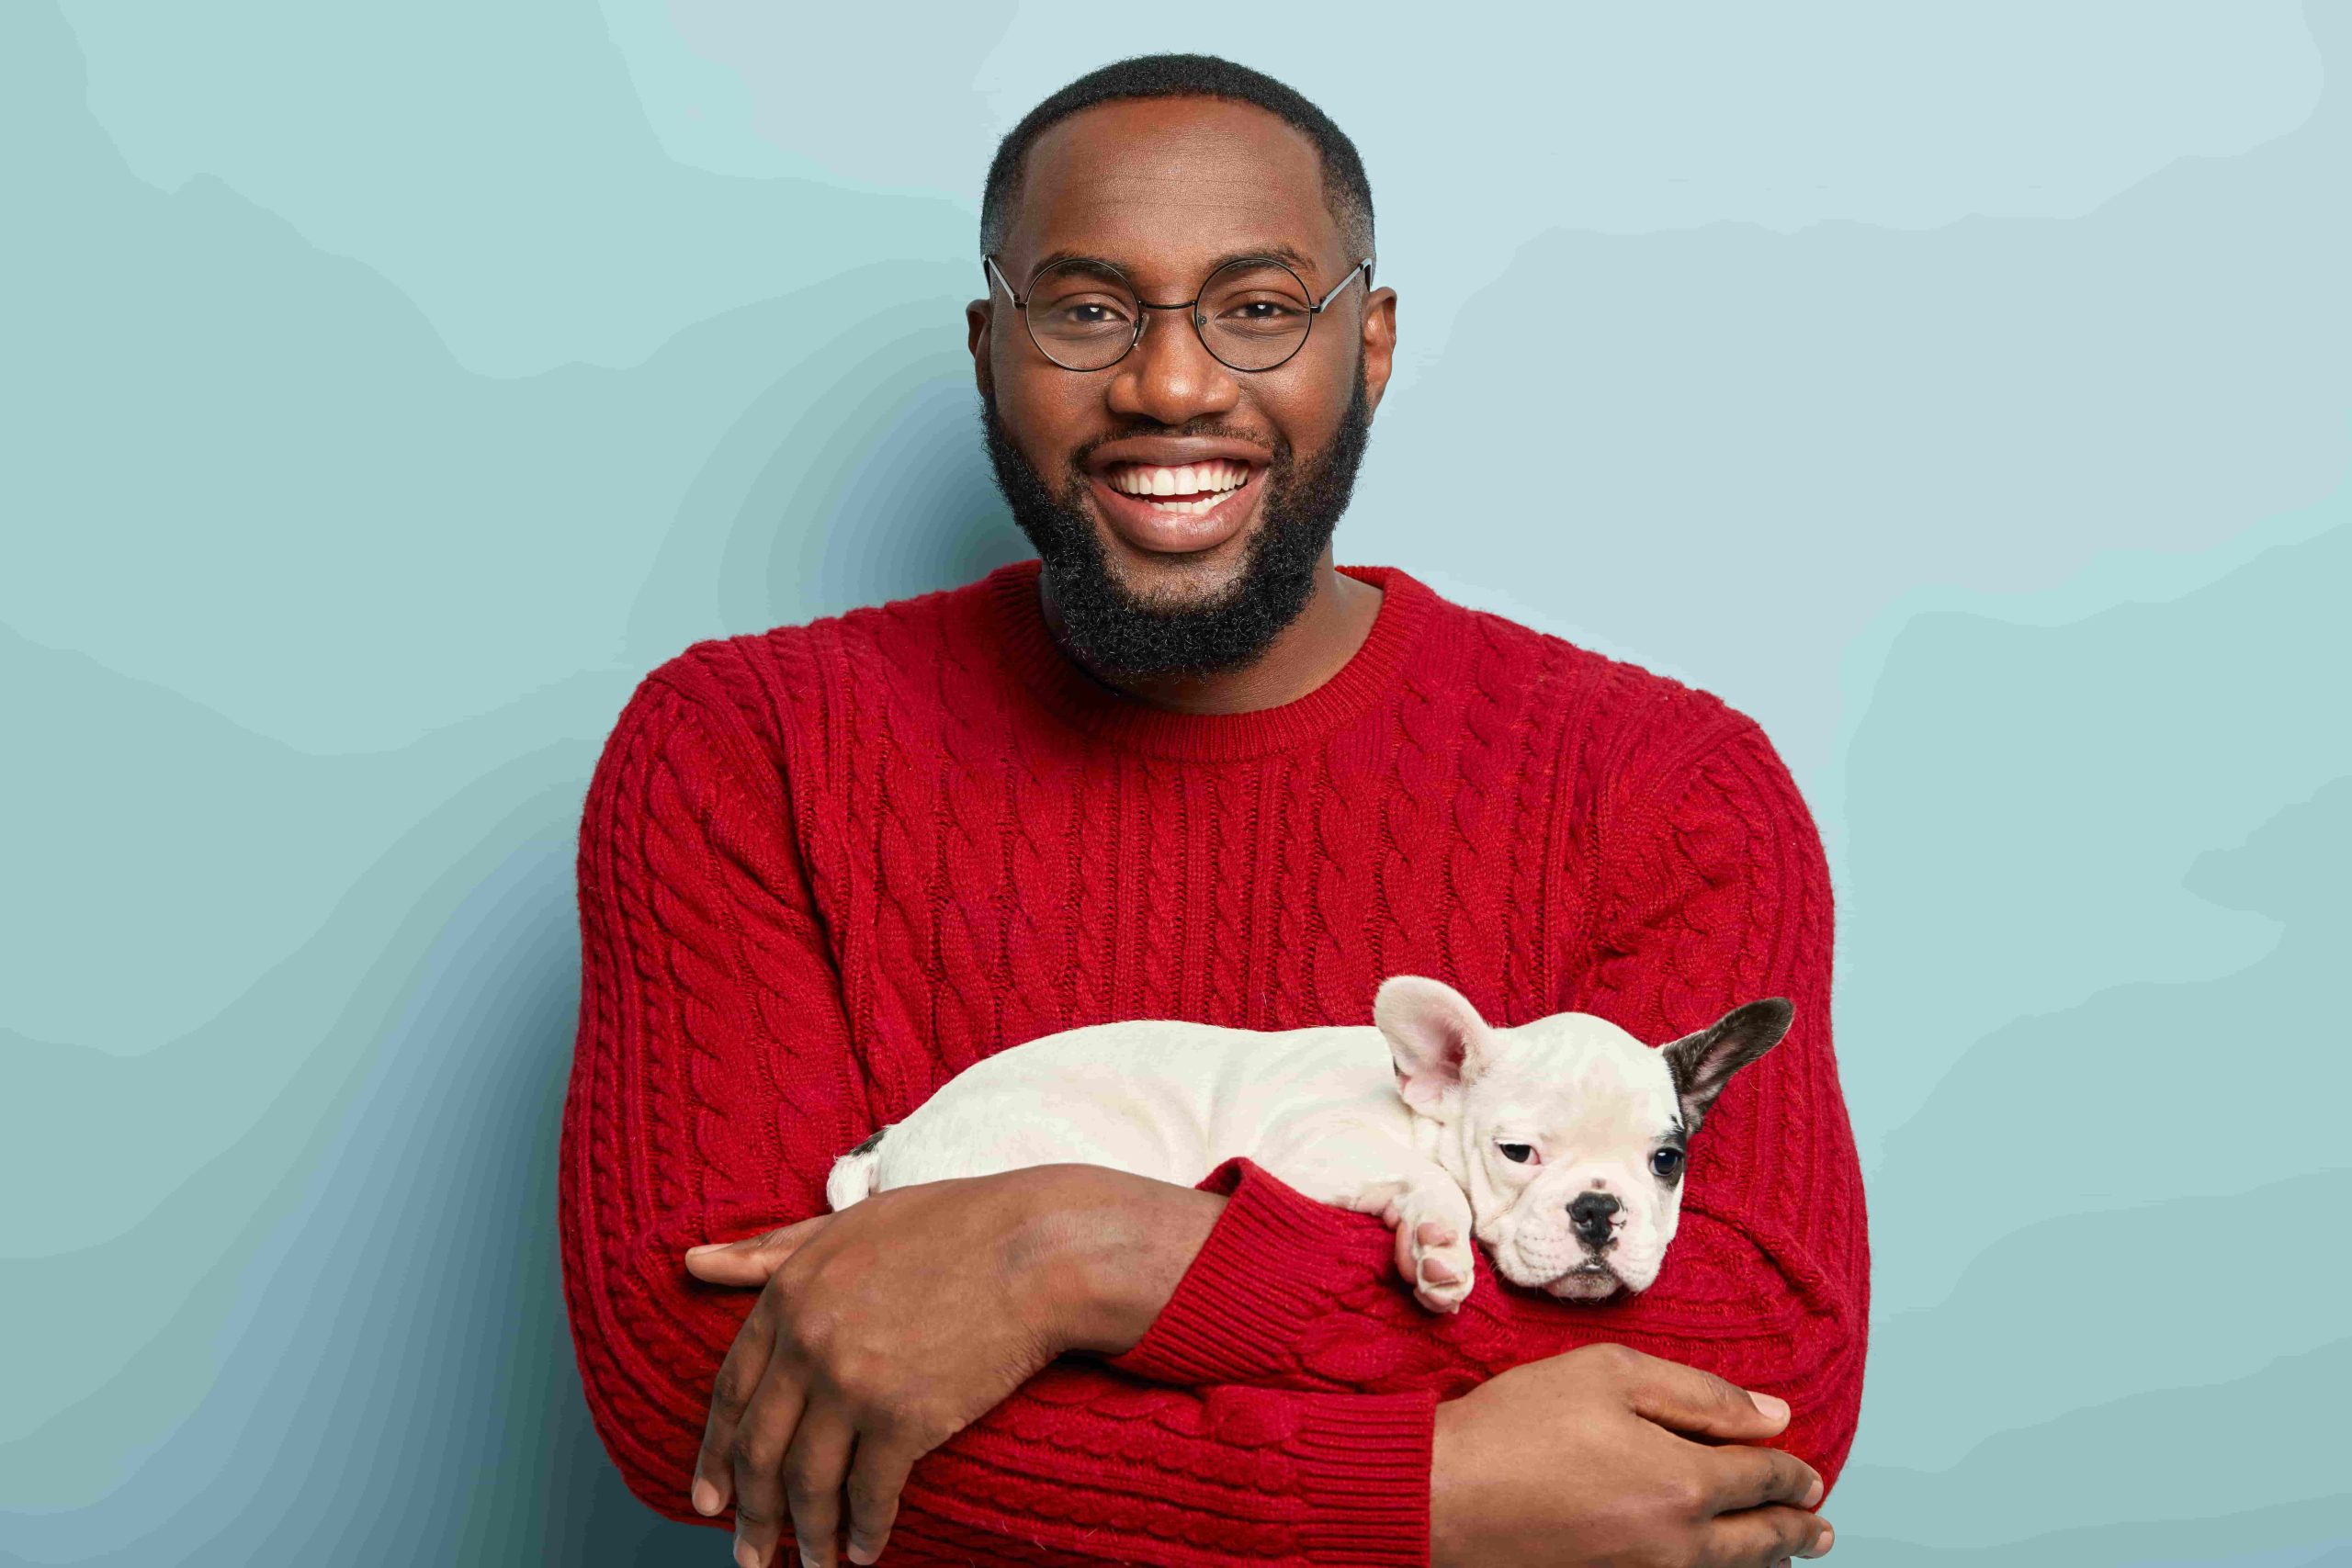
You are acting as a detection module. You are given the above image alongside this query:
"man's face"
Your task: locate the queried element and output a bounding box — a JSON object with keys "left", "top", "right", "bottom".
{"left": 968, "top": 96, "right": 1398, "bottom": 680}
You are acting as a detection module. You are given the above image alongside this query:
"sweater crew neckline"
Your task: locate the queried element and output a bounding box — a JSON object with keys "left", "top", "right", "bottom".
{"left": 984, "top": 556, "right": 1441, "bottom": 762}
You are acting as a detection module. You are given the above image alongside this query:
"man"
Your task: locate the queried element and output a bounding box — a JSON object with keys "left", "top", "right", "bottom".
{"left": 559, "top": 53, "right": 1866, "bottom": 1568}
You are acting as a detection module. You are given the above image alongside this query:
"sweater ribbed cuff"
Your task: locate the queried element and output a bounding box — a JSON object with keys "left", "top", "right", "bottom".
{"left": 1291, "top": 1389, "right": 1440, "bottom": 1567}
{"left": 1107, "top": 1156, "right": 1386, "bottom": 1386}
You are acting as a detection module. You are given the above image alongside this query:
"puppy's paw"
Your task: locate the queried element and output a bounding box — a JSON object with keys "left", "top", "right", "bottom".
{"left": 1404, "top": 1219, "right": 1476, "bottom": 1314}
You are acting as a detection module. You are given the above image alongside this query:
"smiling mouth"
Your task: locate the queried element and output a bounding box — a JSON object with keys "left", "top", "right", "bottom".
{"left": 1099, "top": 459, "right": 1253, "bottom": 514}
{"left": 1084, "top": 457, "right": 1264, "bottom": 555}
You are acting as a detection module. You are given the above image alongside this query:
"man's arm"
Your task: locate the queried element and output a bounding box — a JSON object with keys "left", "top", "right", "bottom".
{"left": 559, "top": 669, "right": 1439, "bottom": 1566}
{"left": 1091, "top": 715, "right": 1871, "bottom": 1494}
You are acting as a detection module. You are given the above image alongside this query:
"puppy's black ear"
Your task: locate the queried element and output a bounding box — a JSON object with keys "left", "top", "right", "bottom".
{"left": 1659, "top": 998, "right": 1792, "bottom": 1134}
{"left": 1374, "top": 975, "right": 1494, "bottom": 1113}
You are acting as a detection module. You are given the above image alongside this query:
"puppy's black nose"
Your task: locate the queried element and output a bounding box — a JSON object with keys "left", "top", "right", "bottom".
{"left": 1569, "top": 1191, "right": 1621, "bottom": 1246}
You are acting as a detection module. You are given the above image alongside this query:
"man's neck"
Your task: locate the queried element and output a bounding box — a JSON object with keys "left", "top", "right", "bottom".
{"left": 1039, "top": 547, "right": 1385, "bottom": 716}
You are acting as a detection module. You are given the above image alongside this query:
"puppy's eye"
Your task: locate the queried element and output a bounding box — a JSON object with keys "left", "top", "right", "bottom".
{"left": 1498, "top": 1143, "right": 1538, "bottom": 1165}
{"left": 1650, "top": 1147, "right": 1684, "bottom": 1178}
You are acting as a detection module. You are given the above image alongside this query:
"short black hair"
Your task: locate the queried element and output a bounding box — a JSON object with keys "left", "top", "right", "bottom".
{"left": 979, "top": 53, "right": 1374, "bottom": 273}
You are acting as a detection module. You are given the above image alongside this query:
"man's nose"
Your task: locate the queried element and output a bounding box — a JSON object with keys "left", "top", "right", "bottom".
{"left": 1105, "top": 308, "right": 1241, "bottom": 427}
{"left": 1569, "top": 1191, "right": 1621, "bottom": 1247}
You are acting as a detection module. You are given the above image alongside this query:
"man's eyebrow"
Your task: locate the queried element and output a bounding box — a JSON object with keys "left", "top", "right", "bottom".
{"left": 1020, "top": 243, "right": 1329, "bottom": 288}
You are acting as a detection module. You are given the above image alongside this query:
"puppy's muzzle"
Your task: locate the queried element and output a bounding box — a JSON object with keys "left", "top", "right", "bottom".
{"left": 1568, "top": 1191, "right": 1621, "bottom": 1251}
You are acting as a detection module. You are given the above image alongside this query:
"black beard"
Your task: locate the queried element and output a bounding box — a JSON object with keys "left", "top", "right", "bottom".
{"left": 979, "top": 364, "right": 1374, "bottom": 681}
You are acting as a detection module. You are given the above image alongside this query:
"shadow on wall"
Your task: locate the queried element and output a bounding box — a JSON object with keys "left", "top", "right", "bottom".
{"left": 1, "top": 0, "right": 1022, "bottom": 761}
{"left": 0, "top": 632, "right": 715, "bottom": 1563}
{"left": 0, "top": 4, "right": 1006, "bottom": 1565}
{"left": 0, "top": 0, "right": 1023, "bottom": 1061}
{"left": 628, "top": 299, "right": 1028, "bottom": 658}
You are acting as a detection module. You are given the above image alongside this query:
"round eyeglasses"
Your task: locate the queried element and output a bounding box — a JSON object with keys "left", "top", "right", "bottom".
{"left": 985, "top": 253, "right": 1374, "bottom": 373}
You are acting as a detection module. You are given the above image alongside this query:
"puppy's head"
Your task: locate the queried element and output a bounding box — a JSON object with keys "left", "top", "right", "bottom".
{"left": 1374, "top": 976, "right": 1792, "bottom": 1301}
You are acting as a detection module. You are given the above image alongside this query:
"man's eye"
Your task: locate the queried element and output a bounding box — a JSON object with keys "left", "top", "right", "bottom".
{"left": 1498, "top": 1143, "right": 1537, "bottom": 1165}
{"left": 1042, "top": 299, "right": 1129, "bottom": 327}
{"left": 1651, "top": 1147, "right": 1684, "bottom": 1178}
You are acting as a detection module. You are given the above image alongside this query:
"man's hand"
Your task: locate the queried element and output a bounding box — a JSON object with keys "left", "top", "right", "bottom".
{"left": 1430, "top": 1342, "right": 1834, "bottom": 1568}
{"left": 679, "top": 1164, "right": 1222, "bottom": 1568}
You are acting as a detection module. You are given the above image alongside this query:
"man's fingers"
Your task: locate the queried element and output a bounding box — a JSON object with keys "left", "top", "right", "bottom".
{"left": 1696, "top": 1503, "right": 1832, "bottom": 1566}
{"left": 1611, "top": 1347, "right": 1791, "bottom": 1442}
{"left": 692, "top": 1299, "right": 780, "bottom": 1517}
{"left": 729, "top": 1356, "right": 812, "bottom": 1568}
{"left": 686, "top": 1248, "right": 780, "bottom": 1287}
{"left": 687, "top": 1217, "right": 829, "bottom": 1284}
{"left": 841, "top": 1435, "right": 918, "bottom": 1566}
{"left": 1700, "top": 1443, "right": 1824, "bottom": 1515}
{"left": 781, "top": 1401, "right": 858, "bottom": 1568}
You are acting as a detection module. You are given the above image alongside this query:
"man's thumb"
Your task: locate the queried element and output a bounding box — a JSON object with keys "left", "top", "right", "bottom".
{"left": 684, "top": 1218, "right": 820, "bottom": 1284}
{"left": 1623, "top": 1354, "right": 1791, "bottom": 1441}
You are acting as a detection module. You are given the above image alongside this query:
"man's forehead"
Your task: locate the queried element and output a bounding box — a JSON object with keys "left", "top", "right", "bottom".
{"left": 1004, "top": 96, "right": 1345, "bottom": 288}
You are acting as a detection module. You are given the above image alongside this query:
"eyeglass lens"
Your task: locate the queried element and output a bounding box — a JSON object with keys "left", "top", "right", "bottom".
{"left": 1023, "top": 257, "right": 1318, "bottom": 372}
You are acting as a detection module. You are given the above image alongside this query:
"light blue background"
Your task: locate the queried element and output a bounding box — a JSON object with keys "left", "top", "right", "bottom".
{"left": 3, "top": 3, "right": 2344, "bottom": 1563}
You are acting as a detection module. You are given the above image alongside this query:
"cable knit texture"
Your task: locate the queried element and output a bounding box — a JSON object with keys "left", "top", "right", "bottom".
{"left": 558, "top": 558, "right": 1870, "bottom": 1567}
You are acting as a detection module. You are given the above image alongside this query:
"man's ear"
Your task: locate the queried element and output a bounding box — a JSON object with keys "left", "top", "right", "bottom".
{"left": 1361, "top": 284, "right": 1397, "bottom": 422}
{"left": 967, "top": 298, "right": 994, "bottom": 400}
{"left": 1658, "top": 998, "right": 1793, "bottom": 1134}
{"left": 1374, "top": 976, "right": 1495, "bottom": 1113}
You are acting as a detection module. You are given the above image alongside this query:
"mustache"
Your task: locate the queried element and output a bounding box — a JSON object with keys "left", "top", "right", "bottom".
{"left": 1067, "top": 422, "right": 1287, "bottom": 477}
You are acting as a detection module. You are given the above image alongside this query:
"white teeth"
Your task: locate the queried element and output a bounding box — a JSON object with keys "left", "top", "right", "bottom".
{"left": 1109, "top": 461, "right": 1249, "bottom": 498}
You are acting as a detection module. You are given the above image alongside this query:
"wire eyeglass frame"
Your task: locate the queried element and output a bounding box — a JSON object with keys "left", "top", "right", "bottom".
{"left": 984, "top": 252, "right": 1374, "bottom": 372}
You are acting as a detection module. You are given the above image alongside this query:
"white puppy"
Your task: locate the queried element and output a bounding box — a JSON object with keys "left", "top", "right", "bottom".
{"left": 826, "top": 976, "right": 1790, "bottom": 1310}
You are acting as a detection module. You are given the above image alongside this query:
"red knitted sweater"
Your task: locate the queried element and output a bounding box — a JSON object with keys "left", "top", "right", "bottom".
{"left": 558, "top": 558, "right": 1870, "bottom": 1566}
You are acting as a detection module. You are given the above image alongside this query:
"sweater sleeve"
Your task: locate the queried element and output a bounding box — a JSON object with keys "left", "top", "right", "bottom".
{"left": 1102, "top": 716, "right": 1871, "bottom": 1495}
{"left": 557, "top": 669, "right": 1440, "bottom": 1567}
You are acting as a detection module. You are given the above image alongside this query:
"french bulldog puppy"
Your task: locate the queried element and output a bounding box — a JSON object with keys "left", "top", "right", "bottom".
{"left": 826, "top": 976, "right": 1790, "bottom": 1311}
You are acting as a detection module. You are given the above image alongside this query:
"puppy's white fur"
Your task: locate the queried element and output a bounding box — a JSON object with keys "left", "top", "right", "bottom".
{"left": 827, "top": 976, "right": 1787, "bottom": 1310}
